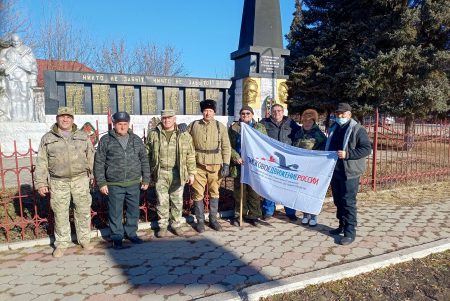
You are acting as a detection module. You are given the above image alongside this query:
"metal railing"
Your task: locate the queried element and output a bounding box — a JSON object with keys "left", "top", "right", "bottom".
{"left": 0, "top": 112, "right": 448, "bottom": 242}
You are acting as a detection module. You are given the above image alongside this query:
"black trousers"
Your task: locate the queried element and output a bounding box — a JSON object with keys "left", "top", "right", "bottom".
{"left": 330, "top": 171, "right": 360, "bottom": 238}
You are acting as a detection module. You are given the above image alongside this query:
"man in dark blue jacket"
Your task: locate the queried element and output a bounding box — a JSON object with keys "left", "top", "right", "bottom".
{"left": 325, "top": 103, "right": 372, "bottom": 245}
{"left": 260, "top": 104, "right": 301, "bottom": 221}
{"left": 94, "top": 112, "right": 150, "bottom": 249}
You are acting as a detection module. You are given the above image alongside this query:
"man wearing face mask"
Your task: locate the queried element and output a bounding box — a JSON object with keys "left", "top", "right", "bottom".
{"left": 325, "top": 103, "right": 372, "bottom": 245}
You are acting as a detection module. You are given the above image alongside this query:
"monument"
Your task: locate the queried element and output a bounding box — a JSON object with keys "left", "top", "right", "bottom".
{"left": 0, "top": 34, "right": 39, "bottom": 122}
{"left": 231, "top": 0, "right": 290, "bottom": 120}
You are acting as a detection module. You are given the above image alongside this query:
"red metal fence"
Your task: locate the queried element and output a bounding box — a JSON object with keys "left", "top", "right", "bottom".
{"left": 1, "top": 112, "right": 448, "bottom": 242}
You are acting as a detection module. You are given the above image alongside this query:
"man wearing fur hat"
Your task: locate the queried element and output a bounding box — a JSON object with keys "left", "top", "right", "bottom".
{"left": 293, "top": 108, "right": 327, "bottom": 226}
{"left": 187, "top": 99, "right": 231, "bottom": 233}
{"left": 147, "top": 109, "right": 196, "bottom": 238}
{"left": 35, "top": 107, "right": 95, "bottom": 257}
{"left": 229, "top": 105, "right": 267, "bottom": 226}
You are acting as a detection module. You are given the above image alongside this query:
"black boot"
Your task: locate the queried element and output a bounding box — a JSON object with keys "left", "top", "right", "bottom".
{"left": 209, "top": 198, "right": 222, "bottom": 231}
{"left": 329, "top": 220, "right": 344, "bottom": 235}
{"left": 194, "top": 201, "right": 205, "bottom": 233}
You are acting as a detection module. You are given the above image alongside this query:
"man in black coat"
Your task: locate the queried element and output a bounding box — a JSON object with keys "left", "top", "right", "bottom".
{"left": 325, "top": 103, "right": 372, "bottom": 245}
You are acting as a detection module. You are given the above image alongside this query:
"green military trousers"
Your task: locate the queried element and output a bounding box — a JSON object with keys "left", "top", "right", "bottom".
{"left": 233, "top": 179, "right": 262, "bottom": 220}
{"left": 156, "top": 168, "right": 184, "bottom": 229}
{"left": 49, "top": 175, "right": 92, "bottom": 248}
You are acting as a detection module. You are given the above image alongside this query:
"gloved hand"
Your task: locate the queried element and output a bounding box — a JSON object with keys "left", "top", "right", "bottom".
{"left": 177, "top": 123, "right": 188, "bottom": 132}
{"left": 221, "top": 164, "right": 230, "bottom": 177}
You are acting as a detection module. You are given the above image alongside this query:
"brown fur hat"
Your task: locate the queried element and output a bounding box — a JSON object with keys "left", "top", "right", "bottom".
{"left": 301, "top": 109, "right": 319, "bottom": 123}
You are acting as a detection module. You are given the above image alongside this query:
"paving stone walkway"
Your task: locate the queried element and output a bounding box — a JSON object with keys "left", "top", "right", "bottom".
{"left": 1, "top": 199, "right": 449, "bottom": 301}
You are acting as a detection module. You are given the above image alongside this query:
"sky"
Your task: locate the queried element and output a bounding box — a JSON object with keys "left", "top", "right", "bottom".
{"left": 16, "top": 0, "right": 296, "bottom": 79}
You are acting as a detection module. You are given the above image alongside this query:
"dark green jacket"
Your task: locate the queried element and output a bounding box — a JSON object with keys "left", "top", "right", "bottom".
{"left": 228, "top": 120, "right": 267, "bottom": 178}
{"left": 293, "top": 123, "right": 327, "bottom": 150}
{"left": 94, "top": 129, "right": 150, "bottom": 188}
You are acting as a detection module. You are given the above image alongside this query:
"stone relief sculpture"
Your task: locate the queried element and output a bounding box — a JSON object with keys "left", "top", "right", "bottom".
{"left": 0, "top": 34, "right": 38, "bottom": 122}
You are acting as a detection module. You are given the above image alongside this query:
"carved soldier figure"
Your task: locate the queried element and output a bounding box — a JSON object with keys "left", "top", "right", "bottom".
{"left": 0, "top": 34, "right": 37, "bottom": 121}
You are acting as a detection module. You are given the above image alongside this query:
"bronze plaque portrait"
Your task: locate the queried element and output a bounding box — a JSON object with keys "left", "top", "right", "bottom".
{"left": 243, "top": 78, "right": 259, "bottom": 105}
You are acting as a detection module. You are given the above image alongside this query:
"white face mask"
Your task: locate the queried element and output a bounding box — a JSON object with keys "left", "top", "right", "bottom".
{"left": 335, "top": 117, "right": 350, "bottom": 126}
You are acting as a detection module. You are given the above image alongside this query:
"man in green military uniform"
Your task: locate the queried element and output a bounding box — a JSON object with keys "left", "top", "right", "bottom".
{"left": 188, "top": 99, "right": 231, "bottom": 233}
{"left": 229, "top": 105, "right": 267, "bottom": 226}
{"left": 35, "top": 107, "right": 95, "bottom": 258}
{"left": 147, "top": 109, "right": 196, "bottom": 238}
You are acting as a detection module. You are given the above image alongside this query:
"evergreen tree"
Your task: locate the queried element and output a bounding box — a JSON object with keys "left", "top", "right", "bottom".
{"left": 286, "top": 0, "right": 449, "bottom": 123}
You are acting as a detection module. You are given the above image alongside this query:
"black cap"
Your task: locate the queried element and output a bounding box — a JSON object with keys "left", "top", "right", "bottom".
{"left": 112, "top": 112, "right": 130, "bottom": 122}
{"left": 200, "top": 99, "right": 217, "bottom": 112}
{"left": 335, "top": 103, "right": 352, "bottom": 112}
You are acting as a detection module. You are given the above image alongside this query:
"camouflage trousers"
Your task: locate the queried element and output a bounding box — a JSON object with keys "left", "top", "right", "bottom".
{"left": 49, "top": 176, "right": 92, "bottom": 248}
{"left": 156, "top": 168, "right": 184, "bottom": 229}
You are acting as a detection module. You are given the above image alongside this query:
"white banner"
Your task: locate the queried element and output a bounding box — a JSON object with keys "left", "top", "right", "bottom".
{"left": 240, "top": 123, "right": 338, "bottom": 215}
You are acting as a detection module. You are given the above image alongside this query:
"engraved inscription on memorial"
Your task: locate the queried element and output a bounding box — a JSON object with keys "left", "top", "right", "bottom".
{"left": 185, "top": 88, "right": 200, "bottom": 115}
{"left": 65, "top": 84, "right": 85, "bottom": 113}
{"left": 141, "top": 86, "right": 157, "bottom": 115}
{"left": 260, "top": 55, "right": 281, "bottom": 74}
{"left": 117, "top": 85, "right": 134, "bottom": 114}
{"left": 206, "top": 89, "right": 220, "bottom": 102}
{"left": 164, "top": 87, "right": 179, "bottom": 113}
{"left": 92, "top": 84, "right": 110, "bottom": 114}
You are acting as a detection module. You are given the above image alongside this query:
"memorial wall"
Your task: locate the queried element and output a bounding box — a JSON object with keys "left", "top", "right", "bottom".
{"left": 44, "top": 71, "right": 233, "bottom": 117}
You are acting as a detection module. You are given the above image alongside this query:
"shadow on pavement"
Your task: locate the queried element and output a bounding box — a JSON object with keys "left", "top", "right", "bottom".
{"left": 105, "top": 234, "right": 273, "bottom": 298}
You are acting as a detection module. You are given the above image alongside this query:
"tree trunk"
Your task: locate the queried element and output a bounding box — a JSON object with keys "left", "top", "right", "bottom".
{"left": 403, "top": 115, "right": 415, "bottom": 151}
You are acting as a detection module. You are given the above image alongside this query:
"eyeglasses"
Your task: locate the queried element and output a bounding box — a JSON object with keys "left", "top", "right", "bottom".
{"left": 240, "top": 112, "right": 252, "bottom": 115}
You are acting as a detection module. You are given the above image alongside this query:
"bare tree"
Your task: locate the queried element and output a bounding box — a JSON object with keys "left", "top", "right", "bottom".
{"left": 93, "top": 39, "right": 137, "bottom": 74}
{"left": 135, "top": 43, "right": 185, "bottom": 76}
{"left": 0, "top": 0, "right": 30, "bottom": 40}
{"left": 34, "top": 10, "right": 94, "bottom": 67}
{"left": 94, "top": 39, "right": 186, "bottom": 76}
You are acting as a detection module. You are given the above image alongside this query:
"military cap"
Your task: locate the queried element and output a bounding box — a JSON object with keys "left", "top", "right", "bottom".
{"left": 161, "top": 109, "right": 176, "bottom": 117}
{"left": 335, "top": 103, "right": 352, "bottom": 112}
{"left": 200, "top": 99, "right": 217, "bottom": 112}
{"left": 112, "top": 111, "right": 130, "bottom": 123}
{"left": 57, "top": 107, "right": 74, "bottom": 117}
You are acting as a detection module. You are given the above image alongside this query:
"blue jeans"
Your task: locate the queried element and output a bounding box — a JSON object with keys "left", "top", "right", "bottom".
{"left": 262, "top": 199, "right": 296, "bottom": 217}
{"left": 107, "top": 184, "right": 141, "bottom": 241}
{"left": 330, "top": 172, "right": 359, "bottom": 238}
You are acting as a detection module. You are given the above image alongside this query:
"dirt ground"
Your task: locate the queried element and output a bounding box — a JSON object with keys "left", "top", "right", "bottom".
{"left": 262, "top": 180, "right": 450, "bottom": 301}
{"left": 262, "top": 250, "right": 450, "bottom": 301}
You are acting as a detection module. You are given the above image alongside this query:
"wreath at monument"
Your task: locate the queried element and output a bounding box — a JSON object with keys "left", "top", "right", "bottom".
{"left": 81, "top": 122, "right": 98, "bottom": 146}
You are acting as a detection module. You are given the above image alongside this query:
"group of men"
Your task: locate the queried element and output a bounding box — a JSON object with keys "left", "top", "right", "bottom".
{"left": 34, "top": 99, "right": 371, "bottom": 258}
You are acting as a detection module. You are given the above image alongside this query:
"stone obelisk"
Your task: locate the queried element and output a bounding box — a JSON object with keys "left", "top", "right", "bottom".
{"left": 231, "top": 0, "right": 290, "bottom": 120}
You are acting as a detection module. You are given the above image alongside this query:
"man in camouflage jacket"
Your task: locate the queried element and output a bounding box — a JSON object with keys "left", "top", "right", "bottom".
{"left": 147, "top": 109, "right": 196, "bottom": 238}
{"left": 229, "top": 105, "right": 267, "bottom": 226}
{"left": 34, "top": 107, "right": 95, "bottom": 258}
